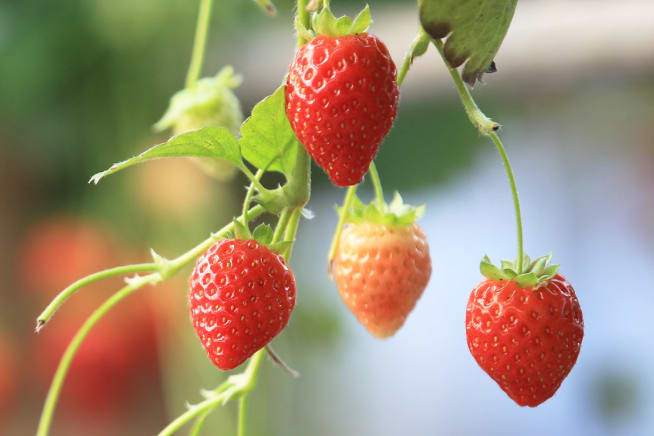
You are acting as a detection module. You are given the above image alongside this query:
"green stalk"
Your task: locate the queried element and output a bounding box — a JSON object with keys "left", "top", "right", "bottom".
{"left": 185, "top": 0, "right": 214, "bottom": 88}
{"left": 432, "top": 39, "right": 524, "bottom": 273}
{"left": 237, "top": 395, "right": 248, "bottom": 436}
{"left": 242, "top": 170, "right": 264, "bottom": 227}
{"left": 36, "top": 263, "right": 156, "bottom": 330}
{"left": 36, "top": 273, "right": 161, "bottom": 436}
{"left": 327, "top": 185, "right": 356, "bottom": 267}
{"left": 368, "top": 161, "right": 385, "bottom": 210}
{"left": 297, "top": 0, "right": 311, "bottom": 47}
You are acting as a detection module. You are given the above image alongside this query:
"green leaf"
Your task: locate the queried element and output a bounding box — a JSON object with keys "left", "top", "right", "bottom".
{"left": 480, "top": 258, "right": 507, "bottom": 281}
{"left": 529, "top": 254, "right": 551, "bottom": 276}
{"left": 233, "top": 219, "right": 252, "bottom": 241}
{"left": 269, "top": 240, "right": 293, "bottom": 255}
{"left": 253, "top": 224, "right": 273, "bottom": 246}
{"left": 350, "top": 5, "right": 371, "bottom": 34}
{"left": 514, "top": 272, "right": 539, "bottom": 288}
{"left": 312, "top": 7, "right": 352, "bottom": 37}
{"left": 89, "top": 127, "right": 242, "bottom": 184}
{"left": 240, "top": 86, "right": 300, "bottom": 178}
{"left": 539, "top": 264, "right": 560, "bottom": 281}
{"left": 502, "top": 268, "right": 517, "bottom": 279}
{"left": 340, "top": 191, "right": 425, "bottom": 228}
{"left": 419, "top": 0, "right": 517, "bottom": 85}
{"left": 500, "top": 260, "right": 514, "bottom": 271}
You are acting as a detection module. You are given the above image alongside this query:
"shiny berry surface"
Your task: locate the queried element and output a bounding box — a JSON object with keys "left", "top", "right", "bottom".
{"left": 285, "top": 33, "right": 399, "bottom": 187}
{"left": 465, "top": 275, "right": 584, "bottom": 406}
{"left": 189, "top": 239, "right": 296, "bottom": 370}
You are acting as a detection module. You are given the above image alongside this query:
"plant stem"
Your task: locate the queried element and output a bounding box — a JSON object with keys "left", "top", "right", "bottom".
{"left": 240, "top": 165, "right": 268, "bottom": 195}
{"left": 297, "top": 0, "right": 311, "bottom": 48}
{"left": 368, "top": 161, "right": 385, "bottom": 210}
{"left": 158, "top": 350, "right": 265, "bottom": 436}
{"left": 272, "top": 208, "right": 291, "bottom": 243}
{"left": 327, "top": 185, "right": 357, "bottom": 268}
{"left": 489, "top": 131, "right": 524, "bottom": 272}
{"left": 237, "top": 395, "right": 248, "bottom": 436}
{"left": 282, "top": 208, "right": 302, "bottom": 260}
{"left": 185, "top": 0, "right": 214, "bottom": 89}
{"left": 36, "top": 263, "right": 157, "bottom": 330}
{"left": 397, "top": 29, "right": 430, "bottom": 87}
{"left": 242, "top": 170, "right": 264, "bottom": 227}
{"left": 432, "top": 40, "right": 499, "bottom": 135}
{"left": 431, "top": 39, "right": 524, "bottom": 272}
{"left": 36, "top": 272, "right": 161, "bottom": 436}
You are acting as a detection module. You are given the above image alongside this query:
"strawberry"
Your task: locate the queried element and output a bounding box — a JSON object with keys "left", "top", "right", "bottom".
{"left": 466, "top": 255, "right": 584, "bottom": 407}
{"left": 285, "top": 6, "right": 399, "bottom": 187}
{"left": 189, "top": 239, "right": 296, "bottom": 370}
{"left": 332, "top": 192, "right": 431, "bottom": 338}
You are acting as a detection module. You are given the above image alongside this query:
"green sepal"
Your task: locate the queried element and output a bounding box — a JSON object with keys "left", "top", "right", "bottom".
{"left": 480, "top": 254, "right": 561, "bottom": 288}
{"left": 252, "top": 224, "right": 274, "bottom": 246}
{"left": 338, "top": 191, "right": 425, "bottom": 228}
{"left": 309, "top": 4, "right": 371, "bottom": 38}
{"left": 268, "top": 240, "right": 293, "bottom": 255}
{"left": 232, "top": 219, "right": 252, "bottom": 241}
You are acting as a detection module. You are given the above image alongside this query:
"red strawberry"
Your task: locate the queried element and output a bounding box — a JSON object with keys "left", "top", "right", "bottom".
{"left": 189, "top": 239, "right": 296, "bottom": 370}
{"left": 331, "top": 193, "right": 431, "bottom": 338}
{"left": 466, "top": 256, "right": 584, "bottom": 407}
{"left": 285, "top": 32, "right": 399, "bottom": 187}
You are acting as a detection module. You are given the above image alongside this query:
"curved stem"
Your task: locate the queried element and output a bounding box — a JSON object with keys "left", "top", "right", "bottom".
{"left": 397, "top": 28, "right": 431, "bottom": 87}
{"left": 431, "top": 39, "right": 524, "bottom": 272}
{"left": 489, "top": 132, "right": 524, "bottom": 272}
{"left": 327, "top": 185, "right": 357, "bottom": 268}
{"left": 240, "top": 165, "right": 268, "bottom": 195}
{"left": 158, "top": 350, "right": 265, "bottom": 436}
{"left": 36, "top": 263, "right": 157, "bottom": 330}
{"left": 297, "top": 0, "right": 311, "bottom": 47}
{"left": 368, "top": 161, "right": 385, "bottom": 210}
{"left": 185, "top": 0, "right": 214, "bottom": 89}
{"left": 282, "top": 209, "right": 302, "bottom": 260}
{"left": 36, "top": 272, "right": 161, "bottom": 436}
{"left": 188, "top": 411, "right": 209, "bottom": 436}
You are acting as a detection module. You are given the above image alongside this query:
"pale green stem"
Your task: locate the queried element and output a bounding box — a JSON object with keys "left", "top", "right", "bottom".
{"left": 242, "top": 170, "right": 264, "bottom": 227}
{"left": 272, "top": 208, "right": 291, "bottom": 243}
{"left": 36, "top": 263, "right": 156, "bottom": 330}
{"left": 368, "top": 161, "right": 385, "bottom": 210}
{"left": 282, "top": 209, "right": 302, "bottom": 260}
{"left": 188, "top": 411, "right": 209, "bottom": 436}
{"left": 240, "top": 165, "right": 268, "bottom": 195}
{"left": 158, "top": 350, "right": 265, "bottom": 436}
{"left": 396, "top": 29, "right": 431, "bottom": 87}
{"left": 297, "top": 0, "right": 311, "bottom": 48}
{"left": 36, "top": 272, "right": 161, "bottom": 436}
{"left": 432, "top": 39, "right": 524, "bottom": 272}
{"left": 237, "top": 395, "right": 248, "bottom": 436}
{"left": 185, "top": 0, "right": 214, "bottom": 89}
{"left": 327, "top": 185, "right": 357, "bottom": 269}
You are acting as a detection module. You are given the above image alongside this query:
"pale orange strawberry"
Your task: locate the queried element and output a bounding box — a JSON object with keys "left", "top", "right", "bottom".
{"left": 332, "top": 193, "right": 431, "bottom": 338}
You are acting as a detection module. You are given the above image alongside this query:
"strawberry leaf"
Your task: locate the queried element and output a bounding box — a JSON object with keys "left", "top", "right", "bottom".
{"left": 514, "top": 272, "right": 539, "bottom": 288}
{"left": 419, "top": 0, "right": 517, "bottom": 85}
{"left": 350, "top": 5, "right": 371, "bottom": 35}
{"left": 240, "top": 86, "right": 300, "bottom": 178}
{"left": 312, "top": 4, "right": 371, "bottom": 37}
{"left": 233, "top": 219, "right": 252, "bottom": 241}
{"left": 480, "top": 257, "right": 507, "bottom": 281}
{"left": 89, "top": 126, "right": 242, "bottom": 184}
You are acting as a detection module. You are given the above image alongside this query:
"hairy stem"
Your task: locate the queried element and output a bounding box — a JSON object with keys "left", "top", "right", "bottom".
{"left": 185, "top": 0, "right": 214, "bottom": 88}
{"left": 432, "top": 39, "right": 524, "bottom": 272}
{"left": 36, "top": 263, "right": 157, "bottom": 330}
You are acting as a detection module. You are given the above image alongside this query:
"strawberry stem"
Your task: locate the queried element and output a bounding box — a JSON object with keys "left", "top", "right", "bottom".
{"left": 297, "top": 0, "right": 312, "bottom": 47}
{"left": 432, "top": 39, "right": 525, "bottom": 274}
{"left": 242, "top": 169, "right": 264, "bottom": 228}
{"left": 327, "top": 185, "right": 357, "bottom": 269}
{"left": 368, "top": 161, "right": 385, "bottom": 210}
{"left": 185, "top": 0, "right": 214, "bottom": 89}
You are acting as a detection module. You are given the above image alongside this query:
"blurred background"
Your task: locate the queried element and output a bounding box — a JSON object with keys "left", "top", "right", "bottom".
{"left": 1, "top": 0, "right": 653, "bottom": 434}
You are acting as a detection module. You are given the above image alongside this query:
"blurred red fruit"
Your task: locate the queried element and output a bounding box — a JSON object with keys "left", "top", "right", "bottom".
{"left": 0, "top": 334, "right": 16, "bottom": 417}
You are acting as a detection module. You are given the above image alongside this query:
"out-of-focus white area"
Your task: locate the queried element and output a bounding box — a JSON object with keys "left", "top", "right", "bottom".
{"left": 227, "top": 0, "right": 654, "bottom": 100}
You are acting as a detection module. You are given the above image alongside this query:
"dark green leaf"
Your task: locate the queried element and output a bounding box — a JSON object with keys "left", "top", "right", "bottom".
{"left": 89, "top": 127, "right": 242, "bottom": 184}
{"left": 240, "top": 86, "right": 300, "bottom": 177}
{"left": 419, "top": 0, "right": 517, "bottom": 85}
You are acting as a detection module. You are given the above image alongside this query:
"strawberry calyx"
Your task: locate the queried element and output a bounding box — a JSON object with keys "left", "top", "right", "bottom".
{"left": 224, "top": 221, "right": 292, "bottom": 256}
{"left": 480, "top": 253, "right": 560, "bottom": 288}
{"left": 296, "top": 4, "right": 371, "bottom": 41}
{"left": 154, "top": 66, "right": 242, "bottom": 133}
{"left": 338, "top": 191, "right": 425, "bottom": 228}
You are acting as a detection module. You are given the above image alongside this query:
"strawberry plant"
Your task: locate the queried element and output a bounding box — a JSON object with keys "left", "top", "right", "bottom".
{"left": 35, "top": 0, "right": 584, "bottom": 434}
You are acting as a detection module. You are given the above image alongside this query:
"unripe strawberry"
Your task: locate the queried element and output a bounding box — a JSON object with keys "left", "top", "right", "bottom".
{"left": 155, "top": 66, "right": 244, "bottom": 181}
{"left": 331, "top": 192, "right": 431, "bottom": 337}
{"left": 189, "top": 239, "right": 296, "bottom": 370}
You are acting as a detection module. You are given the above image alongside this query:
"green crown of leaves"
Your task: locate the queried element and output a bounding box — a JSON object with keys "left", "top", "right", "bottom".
{"left": 480, "top": 253, "right": 560, "bottom": 288}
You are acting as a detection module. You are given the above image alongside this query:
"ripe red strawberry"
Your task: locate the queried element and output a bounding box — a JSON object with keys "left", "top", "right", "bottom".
{"left": 332, "top": 193, "right": 431, "bottom": 338}
{"left": 189, "top": 239, "right": 296, "bottom": 370}
{"left": 285, "top": 32, "right": 399, "bottom": 187}
{"left": 466, "top": 256, "right": 584, "bottom": 407}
